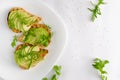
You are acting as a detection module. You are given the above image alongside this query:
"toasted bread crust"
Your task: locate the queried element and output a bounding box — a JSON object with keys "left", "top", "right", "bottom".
{"left": 7, "top": 7, "right": 42, "bottom": 33}
{"left": 19, "top": 65, "right": 28, "bottom": 70}
{"left": 31, "top": 24, "right": 51, "bottom": 35}
{"left": 17, "top": 35, "right": 24, "bottom": 42}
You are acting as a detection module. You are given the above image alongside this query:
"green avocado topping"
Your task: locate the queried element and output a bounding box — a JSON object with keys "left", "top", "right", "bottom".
{"left": 22, "top": 27, "right": 51, "bottom": 47}
{"left": 8, "top": 9, "right": 39, "bottom": 32}
{"left": 14, "top": 45, "right": 47, "bottom": 69}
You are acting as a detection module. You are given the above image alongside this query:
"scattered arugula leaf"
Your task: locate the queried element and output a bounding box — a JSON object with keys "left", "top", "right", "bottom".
{"left": 53, "top": 65, "right": 62, "bottom": 76}
{"left": 51, "top": 74, "right": 57, "bottom": 80}
{"left": 11, "top": 35, "right": 17, "bottom": 47}
{"left": 92, "top": 58, "right": 109, "bottom": 80}
{"left": 42, "top": 65, "right": 62, "bottom": 80}
{"left": 88, "top": 0, "right": 106, "bottom": 21}
{"left": 42, "top": 77, "right": 48, "bottom": 80}
{"left": 101, "top": 74, "right": 108, "bottom": 80}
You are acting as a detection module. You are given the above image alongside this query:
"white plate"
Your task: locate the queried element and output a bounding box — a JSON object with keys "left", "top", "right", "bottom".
{"left": 0, "top": 0, "right": 67, "bottom": 80}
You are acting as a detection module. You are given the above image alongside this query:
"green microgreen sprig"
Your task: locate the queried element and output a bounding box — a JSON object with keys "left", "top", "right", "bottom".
{"left": 88, "top": 0, "right": 106, "bottom": 21}
{"left": 92, "top": 58, "right": 109, "bottom": 80}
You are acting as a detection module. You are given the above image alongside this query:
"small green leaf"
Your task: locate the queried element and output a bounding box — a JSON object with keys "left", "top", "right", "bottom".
{"left": 101, "top": 74, "right": 108, "bottom": 80}
{"left": 51, "top": 74, "right": 57, "bottom": 80}
{"left": 42, "top": 77, "right": 48, "bottom": 80}
{"left": 42, "top": 65, "right": 62, "bottom": 80}
{"left": 11, "top": 35, "right": 17, "bottom": 47}
{"left": 53, "top": 65, "right": 62, "bottom": 76}
{"left": 93, "top": 58, "right": 109, "bottom": 80}
{"left": 88, "top": 0, "right": 106, "bottom": 21}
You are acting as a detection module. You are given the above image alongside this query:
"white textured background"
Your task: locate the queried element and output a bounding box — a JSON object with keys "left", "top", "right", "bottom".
{"left": 40, "top": 0, "right": 120, "bottom": 80}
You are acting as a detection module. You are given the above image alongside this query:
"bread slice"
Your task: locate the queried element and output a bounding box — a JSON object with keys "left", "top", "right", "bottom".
{"left": 14, "top": 44, "right": 48, "bottom": 69}
{"left": 18, "top": 24, "right": 52, "bottom": 47}
{"left": 7, "top": 7, "right": 41, "bottom": 33}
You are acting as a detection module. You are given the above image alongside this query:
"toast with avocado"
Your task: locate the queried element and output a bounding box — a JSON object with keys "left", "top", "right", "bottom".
{"left": 18, "top": 24, "right": 52, "bottom": 47}
{"left": 14, "top": 44, "right": 48, "bottom": 69}
{"left": 7, "top": 7, "right": 41, "bottom": 33}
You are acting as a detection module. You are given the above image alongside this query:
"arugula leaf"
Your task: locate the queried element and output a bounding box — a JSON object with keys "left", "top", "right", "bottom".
{"left": 101, "top": 74, "right": 108, "bottom": 80}
{"left": 88, "top": 0, "right": 106, "bottom": 21}
{"left": 51, "top": 74, "right": 57, "bottom": 80}
{"left": 42, "top": 65, "right": 62, "bottom": 80}
{"left": 11, "top": 35, "right": 17, "bottom": 47}
{"left": 92, "top": 58, "right": 109, "bottom": 80}
{"left": 53, "top": 65, "right": 62, "bottom": 76}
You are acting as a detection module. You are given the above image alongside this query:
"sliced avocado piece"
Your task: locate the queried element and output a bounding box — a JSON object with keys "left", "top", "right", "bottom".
{"left": 18, "top": 24, "right": 51, "bottom": 47}
{"left": 14, "top": 44, "right": 48, "bottom": 69}
{"left": 7, "top": 7, "right": 41, "bottom": 33}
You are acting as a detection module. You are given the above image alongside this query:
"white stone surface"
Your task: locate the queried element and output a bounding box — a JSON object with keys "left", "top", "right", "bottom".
{"left": 42, "top": 0, "right": 119, "bottom": 80}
